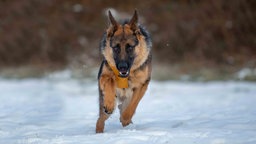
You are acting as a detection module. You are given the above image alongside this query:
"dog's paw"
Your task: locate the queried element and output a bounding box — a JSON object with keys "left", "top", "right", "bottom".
{"left": 120, "top": 115, "right": 133, "bottom": 127}
{"left": 103, "top": 99, "right": 115, "bottom": 114}
{"left": 96, "top": 119, "right": 104, "bottom": 133}
{"left": 121, "top": 118, "right": 132, "bottom": 127}
{"left": 103, "top": 106, "right": 114, "bottom": 114}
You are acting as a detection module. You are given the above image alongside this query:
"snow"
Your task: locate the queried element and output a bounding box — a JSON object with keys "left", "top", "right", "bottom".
{"left": 236, "top": 68, "right": 256, "bottom": 80}
{"left": 0, "top": 74, "right": 256, "bottom": 144}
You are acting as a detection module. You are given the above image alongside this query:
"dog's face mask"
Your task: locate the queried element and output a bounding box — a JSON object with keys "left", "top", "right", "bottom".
{"left": 107, "top": 11, "right": 139, "bottom": 77}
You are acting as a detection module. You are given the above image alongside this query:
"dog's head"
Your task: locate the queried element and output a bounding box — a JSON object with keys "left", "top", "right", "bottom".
{"left": 101, "top": 10, "right": 151, "bottom": 78}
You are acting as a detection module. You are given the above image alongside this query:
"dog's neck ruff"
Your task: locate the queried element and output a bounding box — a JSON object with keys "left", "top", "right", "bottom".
{"left": 108, "top": 63, "right": 129, "bottom": 88}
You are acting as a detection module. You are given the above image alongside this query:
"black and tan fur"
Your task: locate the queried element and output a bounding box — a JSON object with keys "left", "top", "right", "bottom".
{"left": 96, "top": 10, "right": 152, "bottom": 133}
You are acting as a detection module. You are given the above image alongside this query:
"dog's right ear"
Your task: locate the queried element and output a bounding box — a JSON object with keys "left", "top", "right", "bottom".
{"left": 129, "top": 10, "right": 138, "bottom": 31}
{"left": 108, "top": 11, "right": 118, "bottom": 32}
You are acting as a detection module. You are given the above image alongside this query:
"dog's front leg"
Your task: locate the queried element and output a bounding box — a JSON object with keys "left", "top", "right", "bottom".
{"left": 120, "top": 80, "right": 149, "bottom": 127}
{"left": 96, "top": 75, "right": 116, "bottom": 133}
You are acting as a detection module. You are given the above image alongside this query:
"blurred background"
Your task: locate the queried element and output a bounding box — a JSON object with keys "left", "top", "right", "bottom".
{"left": 0, "top": 0, "right": 255, "bottom": 81}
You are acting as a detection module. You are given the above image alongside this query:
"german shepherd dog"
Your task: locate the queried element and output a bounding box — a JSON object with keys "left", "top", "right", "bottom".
{"left": 96, "top": 10, "right": 152, "bottom": 133}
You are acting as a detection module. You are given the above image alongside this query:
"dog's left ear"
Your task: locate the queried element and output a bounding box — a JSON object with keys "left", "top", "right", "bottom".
{"left": 128, "top": 10, "right": 138, "bottom": 31}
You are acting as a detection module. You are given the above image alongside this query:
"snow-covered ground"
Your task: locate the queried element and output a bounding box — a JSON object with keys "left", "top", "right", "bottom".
{"left": 0, "top": 72, "right": 256, "bottom": 144}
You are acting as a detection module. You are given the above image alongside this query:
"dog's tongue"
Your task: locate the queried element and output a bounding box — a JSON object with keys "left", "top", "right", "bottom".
{"left": 120, "top": 70, "right": 127, "bottom": 75}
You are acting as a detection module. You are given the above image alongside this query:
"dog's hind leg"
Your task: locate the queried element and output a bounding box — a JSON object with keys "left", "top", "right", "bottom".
{"left": 96, "top": 110, "right": 109, "bottom": 133}
{"left": 96, "top": 110, "right": 110, "bottom": 133}
{"left": 96, "top": 75, "right": 116, "bottom": 133}
{"left": 96, "top": 88, "right": 109, "bottom": 133}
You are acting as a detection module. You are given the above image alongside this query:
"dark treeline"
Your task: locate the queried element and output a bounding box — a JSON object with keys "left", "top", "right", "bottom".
{"left": 0, "top": 0, "right": 255, "bottom": 69}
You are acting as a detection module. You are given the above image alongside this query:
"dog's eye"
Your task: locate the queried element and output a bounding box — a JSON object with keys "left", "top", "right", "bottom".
{"left": 113, "top": 44, "right": 120, "bottom": 53}
{"left": 126, "top": 44, "right": 134, "bottom": 53}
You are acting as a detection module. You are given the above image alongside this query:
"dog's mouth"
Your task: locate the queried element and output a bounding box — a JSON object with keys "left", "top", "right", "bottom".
{"left": 118, "top": 68, "right": 129, "bottom": 78}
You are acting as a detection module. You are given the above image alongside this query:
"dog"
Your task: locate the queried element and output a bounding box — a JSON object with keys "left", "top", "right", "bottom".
{"left": 96, "top": 10, "right": 152, "bottom": 133}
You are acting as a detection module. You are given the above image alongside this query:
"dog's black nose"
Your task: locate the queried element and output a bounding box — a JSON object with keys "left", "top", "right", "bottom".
{"left": 117, "top": 61, "right": 128, "bottom": 71}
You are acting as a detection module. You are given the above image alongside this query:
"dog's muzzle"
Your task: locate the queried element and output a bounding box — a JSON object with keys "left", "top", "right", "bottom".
{"left": 117, "top": 61, "right": 130, "bottom": 77}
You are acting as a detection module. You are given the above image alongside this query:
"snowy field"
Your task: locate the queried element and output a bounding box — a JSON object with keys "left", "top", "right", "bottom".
{"left": 0, "top": 72, "right": 256, "bottom": 144}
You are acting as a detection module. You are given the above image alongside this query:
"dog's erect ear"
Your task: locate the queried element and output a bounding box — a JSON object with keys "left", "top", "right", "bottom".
{"left": 128, "top": 10, "right": 138, "bottom": 31}
{"left": 108, "top": 11, "right": 118, "bottom": 31}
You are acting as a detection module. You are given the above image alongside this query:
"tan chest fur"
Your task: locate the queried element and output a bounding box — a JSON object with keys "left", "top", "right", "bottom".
{"left": 116, "top": 65, "right": 150, "bottom": 99}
